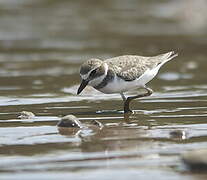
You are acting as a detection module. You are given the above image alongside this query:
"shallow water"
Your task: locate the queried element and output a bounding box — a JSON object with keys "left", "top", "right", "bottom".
{"left": 0, "top": 0, "right": 207, "bottom": 179}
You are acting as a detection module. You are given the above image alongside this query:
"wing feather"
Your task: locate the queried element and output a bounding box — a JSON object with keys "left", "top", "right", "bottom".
{"left": 104, "top": 52, "right": 176, "bottom": 81}
{"left": 105, "top": 55, "right": 154, "bottom": 81}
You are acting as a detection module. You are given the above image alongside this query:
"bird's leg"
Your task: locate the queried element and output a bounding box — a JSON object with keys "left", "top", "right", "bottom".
{"left": 120, "top": 92, "right": 127, "bottom": 102}
{"left": 124, "top": 87, "right": 153, "bottom": 113}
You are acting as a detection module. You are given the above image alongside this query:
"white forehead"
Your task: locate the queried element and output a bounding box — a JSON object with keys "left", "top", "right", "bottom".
{"left": 81, "top": 74, "right": 88, "bottom": 80}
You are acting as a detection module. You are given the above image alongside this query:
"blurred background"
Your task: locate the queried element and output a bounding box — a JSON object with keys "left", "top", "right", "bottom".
{"left": 0, "top": 0, "right": 207, "bottom": 179}
{"left": 0, "top": 0, "right": 206, "bottom": 115}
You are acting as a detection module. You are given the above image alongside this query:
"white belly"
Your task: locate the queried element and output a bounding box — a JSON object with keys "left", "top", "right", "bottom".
{"left": 97, "top": 76, "right": 138, "bottom": 93}
{"left": 97, "top": 66, "right": 160, "bottom": 94}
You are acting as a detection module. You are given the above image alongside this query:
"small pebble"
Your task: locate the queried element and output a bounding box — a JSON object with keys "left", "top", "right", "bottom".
{"left": 18, "top": 111, "right": 35, "bottom": 119}
{"left": 57, "top": 115, "right": 103, "bottom": 136}
{"left": 182, "top": 149, "right": 207, "bottom": 171}
{"left": 57, "top": 114, "right": 83, "bottom": 128}
{"left": 169, "top": 130, "right": 187, "bottom": 140}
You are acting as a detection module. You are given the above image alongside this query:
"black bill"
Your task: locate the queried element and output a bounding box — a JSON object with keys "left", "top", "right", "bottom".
{"left": 77, "top": 79, "right": 89, "bottom": 94}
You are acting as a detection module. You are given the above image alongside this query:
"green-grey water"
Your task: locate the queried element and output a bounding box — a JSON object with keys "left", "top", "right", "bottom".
{"left": 0, "top": 0, "right": 207, "bottom": 179}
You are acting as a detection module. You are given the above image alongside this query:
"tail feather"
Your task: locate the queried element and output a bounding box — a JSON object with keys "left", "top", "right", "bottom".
{"left": 156, "top": 51, "right": 178, "bottom": 66}
{"left": 162, "top": 51, "right": 178, "bottom": 61}
{"left": 166, "top": 51, "right": 178, "bottom": 60}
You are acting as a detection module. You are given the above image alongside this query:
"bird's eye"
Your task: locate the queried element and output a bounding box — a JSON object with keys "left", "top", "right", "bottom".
{"left": 90, "top": 69, "right": 97, "bottom": 77}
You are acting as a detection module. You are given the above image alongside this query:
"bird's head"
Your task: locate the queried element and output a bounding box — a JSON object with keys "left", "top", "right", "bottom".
{"left": 77, "top": 58, "right": 108, "bottom": 94}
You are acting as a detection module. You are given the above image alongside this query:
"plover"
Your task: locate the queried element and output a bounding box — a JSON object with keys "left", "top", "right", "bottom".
{"left": 77, "top": 51, "right": 178, "bottom": 113}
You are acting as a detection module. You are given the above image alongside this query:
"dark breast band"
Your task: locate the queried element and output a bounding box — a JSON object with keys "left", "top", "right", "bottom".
{"left": 94, "top": 69, "right": 114, "bottom": 89}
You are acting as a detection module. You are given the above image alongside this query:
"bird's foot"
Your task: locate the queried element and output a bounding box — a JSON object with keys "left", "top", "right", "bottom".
{"left": 123, "top": 87, "right": 153, "bottom": 113}
{"left": 124, "top": 99, "right": 133, "bottom": 114}
{"left": 124, "top": 109, "right": 133, "bottom": 114}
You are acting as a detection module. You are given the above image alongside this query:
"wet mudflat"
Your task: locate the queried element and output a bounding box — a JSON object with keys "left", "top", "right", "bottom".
{"left": 0, "top": 0, "right": 207, "bottom": 179}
